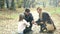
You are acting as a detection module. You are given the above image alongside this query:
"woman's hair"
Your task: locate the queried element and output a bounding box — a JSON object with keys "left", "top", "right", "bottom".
{"left": 37, "top": 7, "right": 42, "bottom": 11}
{"left": 19, "top": 14, "right": 25, "bottom": 21}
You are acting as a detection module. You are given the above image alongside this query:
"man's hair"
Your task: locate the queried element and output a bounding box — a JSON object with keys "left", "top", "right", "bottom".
{"left": 25, "top": 9, "right": 30, "bottom": 13}
{"left": 19, "top": 14, "right": 25, "bottom": 21}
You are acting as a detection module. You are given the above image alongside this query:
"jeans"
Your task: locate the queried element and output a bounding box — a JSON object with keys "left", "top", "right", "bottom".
{"left": 40, "top": 24, "right": 47, "bottom": 31}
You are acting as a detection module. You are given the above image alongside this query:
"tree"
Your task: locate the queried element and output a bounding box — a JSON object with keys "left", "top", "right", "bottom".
{"left": 10, "top": 0, "right": 15, "bottom": 10}
{"left": 58, "top": 0, "right": 60, "bottom": 7}
{"left": 30, "top": 0, "right": 35, "bottom": 8}
{"left": 0, "top": 0, "right": 4, "bottom": 9}
{"left": 23, "top": 0, "right": 36, "bottom": 8}
{"left": 53, "top": 0, "right": 58, "bottom": 7}
{"left": 6, "top": 0, "right": 9, "bottom": 8}
{"left": 23, "top": 0, "right": 27, "bottom": 8}
{"left": 43, "top": 2, "right": 46, "bottom": 8}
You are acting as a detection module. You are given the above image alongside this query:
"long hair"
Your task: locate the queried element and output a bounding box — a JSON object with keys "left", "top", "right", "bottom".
{"left": 37, "top": 7, "right": 42, "bottom": 11}
{"left": 19, "top": 14, "right": 25, "bottom": 21}
{"left": 37, "top": 7, "right": 42, "bottom": 20}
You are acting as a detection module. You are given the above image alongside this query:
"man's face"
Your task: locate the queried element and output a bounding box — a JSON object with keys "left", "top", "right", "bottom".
{"left": 37, "top": 9, "right": 42, "bottom": 14}
{"left": 25, "top": 12, "right": 30, "bottom": 16}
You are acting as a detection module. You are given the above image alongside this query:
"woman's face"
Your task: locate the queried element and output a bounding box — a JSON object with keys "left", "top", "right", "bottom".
{"left": 37, "top": 9, "right": 42, "bottom": 14}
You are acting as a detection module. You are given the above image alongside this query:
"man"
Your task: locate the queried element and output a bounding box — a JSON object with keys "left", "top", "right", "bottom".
{"left": 23, "top": 9, "right": 34, "bottom": 34}
{"left": 36, "top": 7, "right": 56, "bottom": 32}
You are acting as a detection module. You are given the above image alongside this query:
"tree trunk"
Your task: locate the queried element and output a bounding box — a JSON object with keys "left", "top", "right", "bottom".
{"left": 43, "top": 2, "right": 46, "bottom": 8}
{"left": 0, "top": 0, "right": 4, "bottom": 9}
{"left": 10, "top": 0, "right": 15, "bottom": 10}
{"left": 23, "top": 0, "right": 26, "bottom": 8}
{"left": 53, "top": 0, "right": 58, "bottom": 7}
{"left": 6, "top": 0, "right": 9, "bottom": 8}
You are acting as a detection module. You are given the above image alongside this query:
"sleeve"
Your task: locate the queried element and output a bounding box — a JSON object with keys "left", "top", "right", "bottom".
{"left": 29, "top": 13, "right": 34, "bottom": 22}
{"left": 23, "top": 19, "right": 30, "bottom": 27}
{"left": 18, "top": 22, "right": 21, "bottom": 31}
{"left": 36, "top": 19, "right": 41, "bottom": 25}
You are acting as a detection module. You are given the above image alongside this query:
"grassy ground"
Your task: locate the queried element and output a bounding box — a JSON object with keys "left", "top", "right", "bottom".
{"left": 0, "top": 7, "right": 60, "bottom": 34}
{"left": 44, "top": 7, "right": 60, "bottom": 15}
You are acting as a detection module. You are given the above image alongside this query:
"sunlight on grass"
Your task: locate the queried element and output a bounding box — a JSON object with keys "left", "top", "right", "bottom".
{"left": 44, "top": 7, "right": 60, "bottom": 15}
{"left": 0, "top": 7, "right": 60, "bottom": 20}
{"left": 0, "top": 8, "right": 25, "bottom": 19}
{"left": 0, "top": 12, "right": 18, "bottom": 20}
{"left": 7, "top": 14, "right": 18, "bottom": 19}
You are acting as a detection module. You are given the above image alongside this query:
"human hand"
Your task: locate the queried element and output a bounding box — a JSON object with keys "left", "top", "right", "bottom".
{"left": 40, "top": 22, "right": 44, "bottom": 24}
{"left": 32, "top": 21, "right": 35, "bottom": 24}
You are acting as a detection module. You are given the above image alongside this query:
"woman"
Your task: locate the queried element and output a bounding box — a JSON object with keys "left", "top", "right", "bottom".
{"left": 35, "top": 7, "right": 56, "bottom": 32}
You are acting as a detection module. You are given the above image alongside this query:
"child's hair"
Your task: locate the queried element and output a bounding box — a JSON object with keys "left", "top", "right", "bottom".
{"left": 19, "top": 14, "right": 25, "bottom": 21}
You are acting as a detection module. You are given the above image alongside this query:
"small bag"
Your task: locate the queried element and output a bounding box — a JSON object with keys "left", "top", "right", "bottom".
{"left": 45, "top": 22, "right": 55, "bottom": 31}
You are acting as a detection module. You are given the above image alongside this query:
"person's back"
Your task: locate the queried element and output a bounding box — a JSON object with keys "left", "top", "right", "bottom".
{"left": 18, "top": 14, "right": 30, "bottom": 34}
{"left": 18, "top": 19, "right": 30, "bottom": 33}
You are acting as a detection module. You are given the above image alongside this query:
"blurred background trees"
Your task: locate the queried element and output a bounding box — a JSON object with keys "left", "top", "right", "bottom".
{"left": 0, "top": 0, "right": 60, "bottom": 10}
{"left": 0, "top": 0, "right": 4, "bottom": 9}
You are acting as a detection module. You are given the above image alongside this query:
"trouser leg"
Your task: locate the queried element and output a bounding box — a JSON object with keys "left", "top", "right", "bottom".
{"left": 29, "top": 23, "right": 32, "bottom": 30}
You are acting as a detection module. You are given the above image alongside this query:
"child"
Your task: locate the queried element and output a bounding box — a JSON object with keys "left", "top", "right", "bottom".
{"left": 18, "top": 14, "right": 30, "bottom": 34}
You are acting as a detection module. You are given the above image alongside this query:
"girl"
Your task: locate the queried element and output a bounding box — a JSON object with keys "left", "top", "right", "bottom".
{"left": 18, "top": 14, "right": 30, "bottom": 34}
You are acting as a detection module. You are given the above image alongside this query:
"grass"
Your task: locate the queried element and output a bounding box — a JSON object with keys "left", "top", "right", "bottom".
{"left": 44, "top": 7, "right": 60, "bottom": 15}
{"left": 55, "top": 8, "right": 60, "bottom": 14}
{"left": 0, "top": 11, "right": 18, "bottom": 20}
{"left": 0, "top": 7, "right": 60, "bottom": 20}
{"left": 0, "top": 8, "right": 60, "bottom": 34}
{"left": 0, "top": 8, "right": 24, "bottom": 20}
